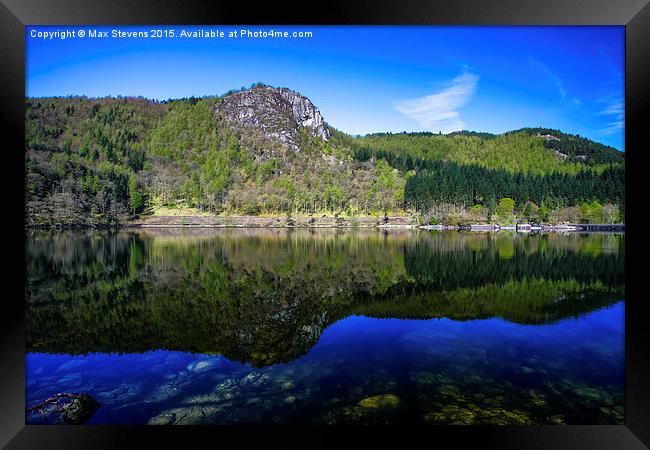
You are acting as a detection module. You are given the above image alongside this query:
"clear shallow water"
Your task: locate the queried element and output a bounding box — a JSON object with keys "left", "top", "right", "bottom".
{"left": 25, "top": 229, "right": 625, "bottom": 425}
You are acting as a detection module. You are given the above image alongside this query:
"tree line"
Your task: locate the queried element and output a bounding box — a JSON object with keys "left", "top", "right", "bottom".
{"left": 402, "top": 161, "right": 624, "bottom": 223}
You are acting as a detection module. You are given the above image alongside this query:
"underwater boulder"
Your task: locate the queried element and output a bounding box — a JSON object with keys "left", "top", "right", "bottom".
{"left": 186, "top": 357, "right": 223, "bottom": 373}
{"left": 317, "top": 393, "right": 407, "bottom": 424}
{"left": 26, "top": 393, "right": 101, "bottom": 425}
{"left": 61, "top": 394, "right": 101, "bottom": 424}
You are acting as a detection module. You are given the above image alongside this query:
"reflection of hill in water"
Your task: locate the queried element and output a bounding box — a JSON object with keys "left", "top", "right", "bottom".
{"left": 26, "top": 229, "right": 624, "bottom": 366}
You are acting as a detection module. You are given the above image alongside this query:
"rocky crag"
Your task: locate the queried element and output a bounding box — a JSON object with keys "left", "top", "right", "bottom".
{"left": 213, "top": 84, "right": 330, "bottom": 152}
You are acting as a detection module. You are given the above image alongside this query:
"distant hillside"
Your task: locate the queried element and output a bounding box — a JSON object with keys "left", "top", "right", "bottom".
{"left": 352, "top": 128, "right": 623, "bottom": 175}
{"left": 24, "top": 85, "right": 625, "bottom": 226}
{"left": 508, "top": 128, "right": 623, "bottom": 165}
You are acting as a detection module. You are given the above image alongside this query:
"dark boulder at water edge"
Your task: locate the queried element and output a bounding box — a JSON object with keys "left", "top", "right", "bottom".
{"left": 26, "top": 392, "right": 101, "bottom": 424}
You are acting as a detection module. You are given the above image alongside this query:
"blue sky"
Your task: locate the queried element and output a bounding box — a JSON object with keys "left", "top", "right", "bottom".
{"left": 26, "top": 26, "right": 625, "bottom": 150}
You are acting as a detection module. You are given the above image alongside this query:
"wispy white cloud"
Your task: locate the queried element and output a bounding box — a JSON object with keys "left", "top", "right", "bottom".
{"left": 596, "top": 77, "right": 624, "bottom": 136}
{"left": 394, "top": 71, "right": 479, "bottom": 133}
{"left": 554, "top": 79, "right": 567, "bottom": 99}
{"left": 529, "top": 57, "right": 581, "bottom": 105}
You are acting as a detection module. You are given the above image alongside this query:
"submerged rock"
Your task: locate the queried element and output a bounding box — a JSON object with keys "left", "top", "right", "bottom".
{"left": 317, "top": 393, "right": 406, "bottom": 425}
{"left": 147, "top": 411, "right": 177, "bottom": 425}
{"left": 280, "top": 380, "right": 295, "bottom": 390}
{"left": 436, "top": 384, "right": 466, "bottom": 402}
{"left": 520, "top": 366, "right": 535, "bottom": 374}
{"left": 599, "top": 406, "right": 624, "bottom": 425}
{"left": 462, "top": 374, "right": 484, "bottom": 385}
{"left": 357, "top": 394, "right": 404, "bottom": 410}
{"left": 475, "top": 407, "right": 533, "bottom": 425}
{"left": 572, "top": 387, "right": 614, "bottom": 407}
{"left": 528, "top": 390, "right": 547, "bottom": 407}
{"left": 239, "top": 371, "right": 263, "bottom": 387}
{"left": 211, "top": 378, "right": 242, "bottom": 401}
{"left": 410, "top": 372, "right": 454, "bottom": 387}
{"left": 148, "top": 405, "right": 226, "bottom": 425}
{"left": 62, "top": 394, "right": 101, "bottom": 424}
{"left": 423, "top": 405, "right": 476, "bottom": 425}
{"left": 149, "top": 381, "right": 184, "bottom": 402}
{"left": 26, "top": 393, "right": 101, "bottom": 425}
{"left": 423, "top": 404, "right": 532, "bottom": 425}
{"left": 186, "top": 357, "right": 223, "bottom": 374}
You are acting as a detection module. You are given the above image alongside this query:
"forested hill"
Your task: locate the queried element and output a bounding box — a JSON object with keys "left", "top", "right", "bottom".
{"left": 352, "top": 128, "right": 623, "bottom": 173}
{"left": 25, "top": 85, "right": 625, "bottom": 227}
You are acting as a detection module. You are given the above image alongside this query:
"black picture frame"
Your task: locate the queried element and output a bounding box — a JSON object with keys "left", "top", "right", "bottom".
{"left": 1, "top": 1, "right": 648, "bottom": 448}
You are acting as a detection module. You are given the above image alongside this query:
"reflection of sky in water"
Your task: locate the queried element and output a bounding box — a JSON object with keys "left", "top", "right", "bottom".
{"left": 26, "top": 301, "right": 624, "bottom": 425}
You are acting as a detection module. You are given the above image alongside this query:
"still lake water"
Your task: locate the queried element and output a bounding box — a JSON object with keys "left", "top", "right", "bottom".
{"left": 26, "top": 229, "right": 625, "bottom": 425}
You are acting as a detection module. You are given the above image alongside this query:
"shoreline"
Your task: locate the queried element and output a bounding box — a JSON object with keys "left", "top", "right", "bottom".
{"left": 25, "top": 215, "right": 625, "bottom": 233}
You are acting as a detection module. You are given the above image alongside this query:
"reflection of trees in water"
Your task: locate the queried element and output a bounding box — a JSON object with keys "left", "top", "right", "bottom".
{"left": 354, "top": 279, "right": 621, "bottom": 324}
{"left": 26, "top": 230, "right": 624, "bottom": 365}
{"left": 405, "top": 232, "right": 624, "bottom": 289}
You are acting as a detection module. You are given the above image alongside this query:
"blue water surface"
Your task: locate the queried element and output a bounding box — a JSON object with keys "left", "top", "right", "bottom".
{"left": 26, "top": 300, "right": 624, "bottom": 425}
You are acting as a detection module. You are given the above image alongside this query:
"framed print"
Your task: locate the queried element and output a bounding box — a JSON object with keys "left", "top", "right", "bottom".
{"left": 1, "top": 0, "right": 648, "bottom": 448}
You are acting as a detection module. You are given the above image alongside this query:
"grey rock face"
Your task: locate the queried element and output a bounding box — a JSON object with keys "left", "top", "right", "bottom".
{"left": 214, "top": 85, "right": 330, "bottom": 151}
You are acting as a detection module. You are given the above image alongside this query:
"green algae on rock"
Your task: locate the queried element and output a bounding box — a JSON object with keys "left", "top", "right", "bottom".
{"left": 318, "top": 394, "right": 407, "bottom": 425}
{"left": 423, "top": 404, "right": 533, "bottom": 425}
